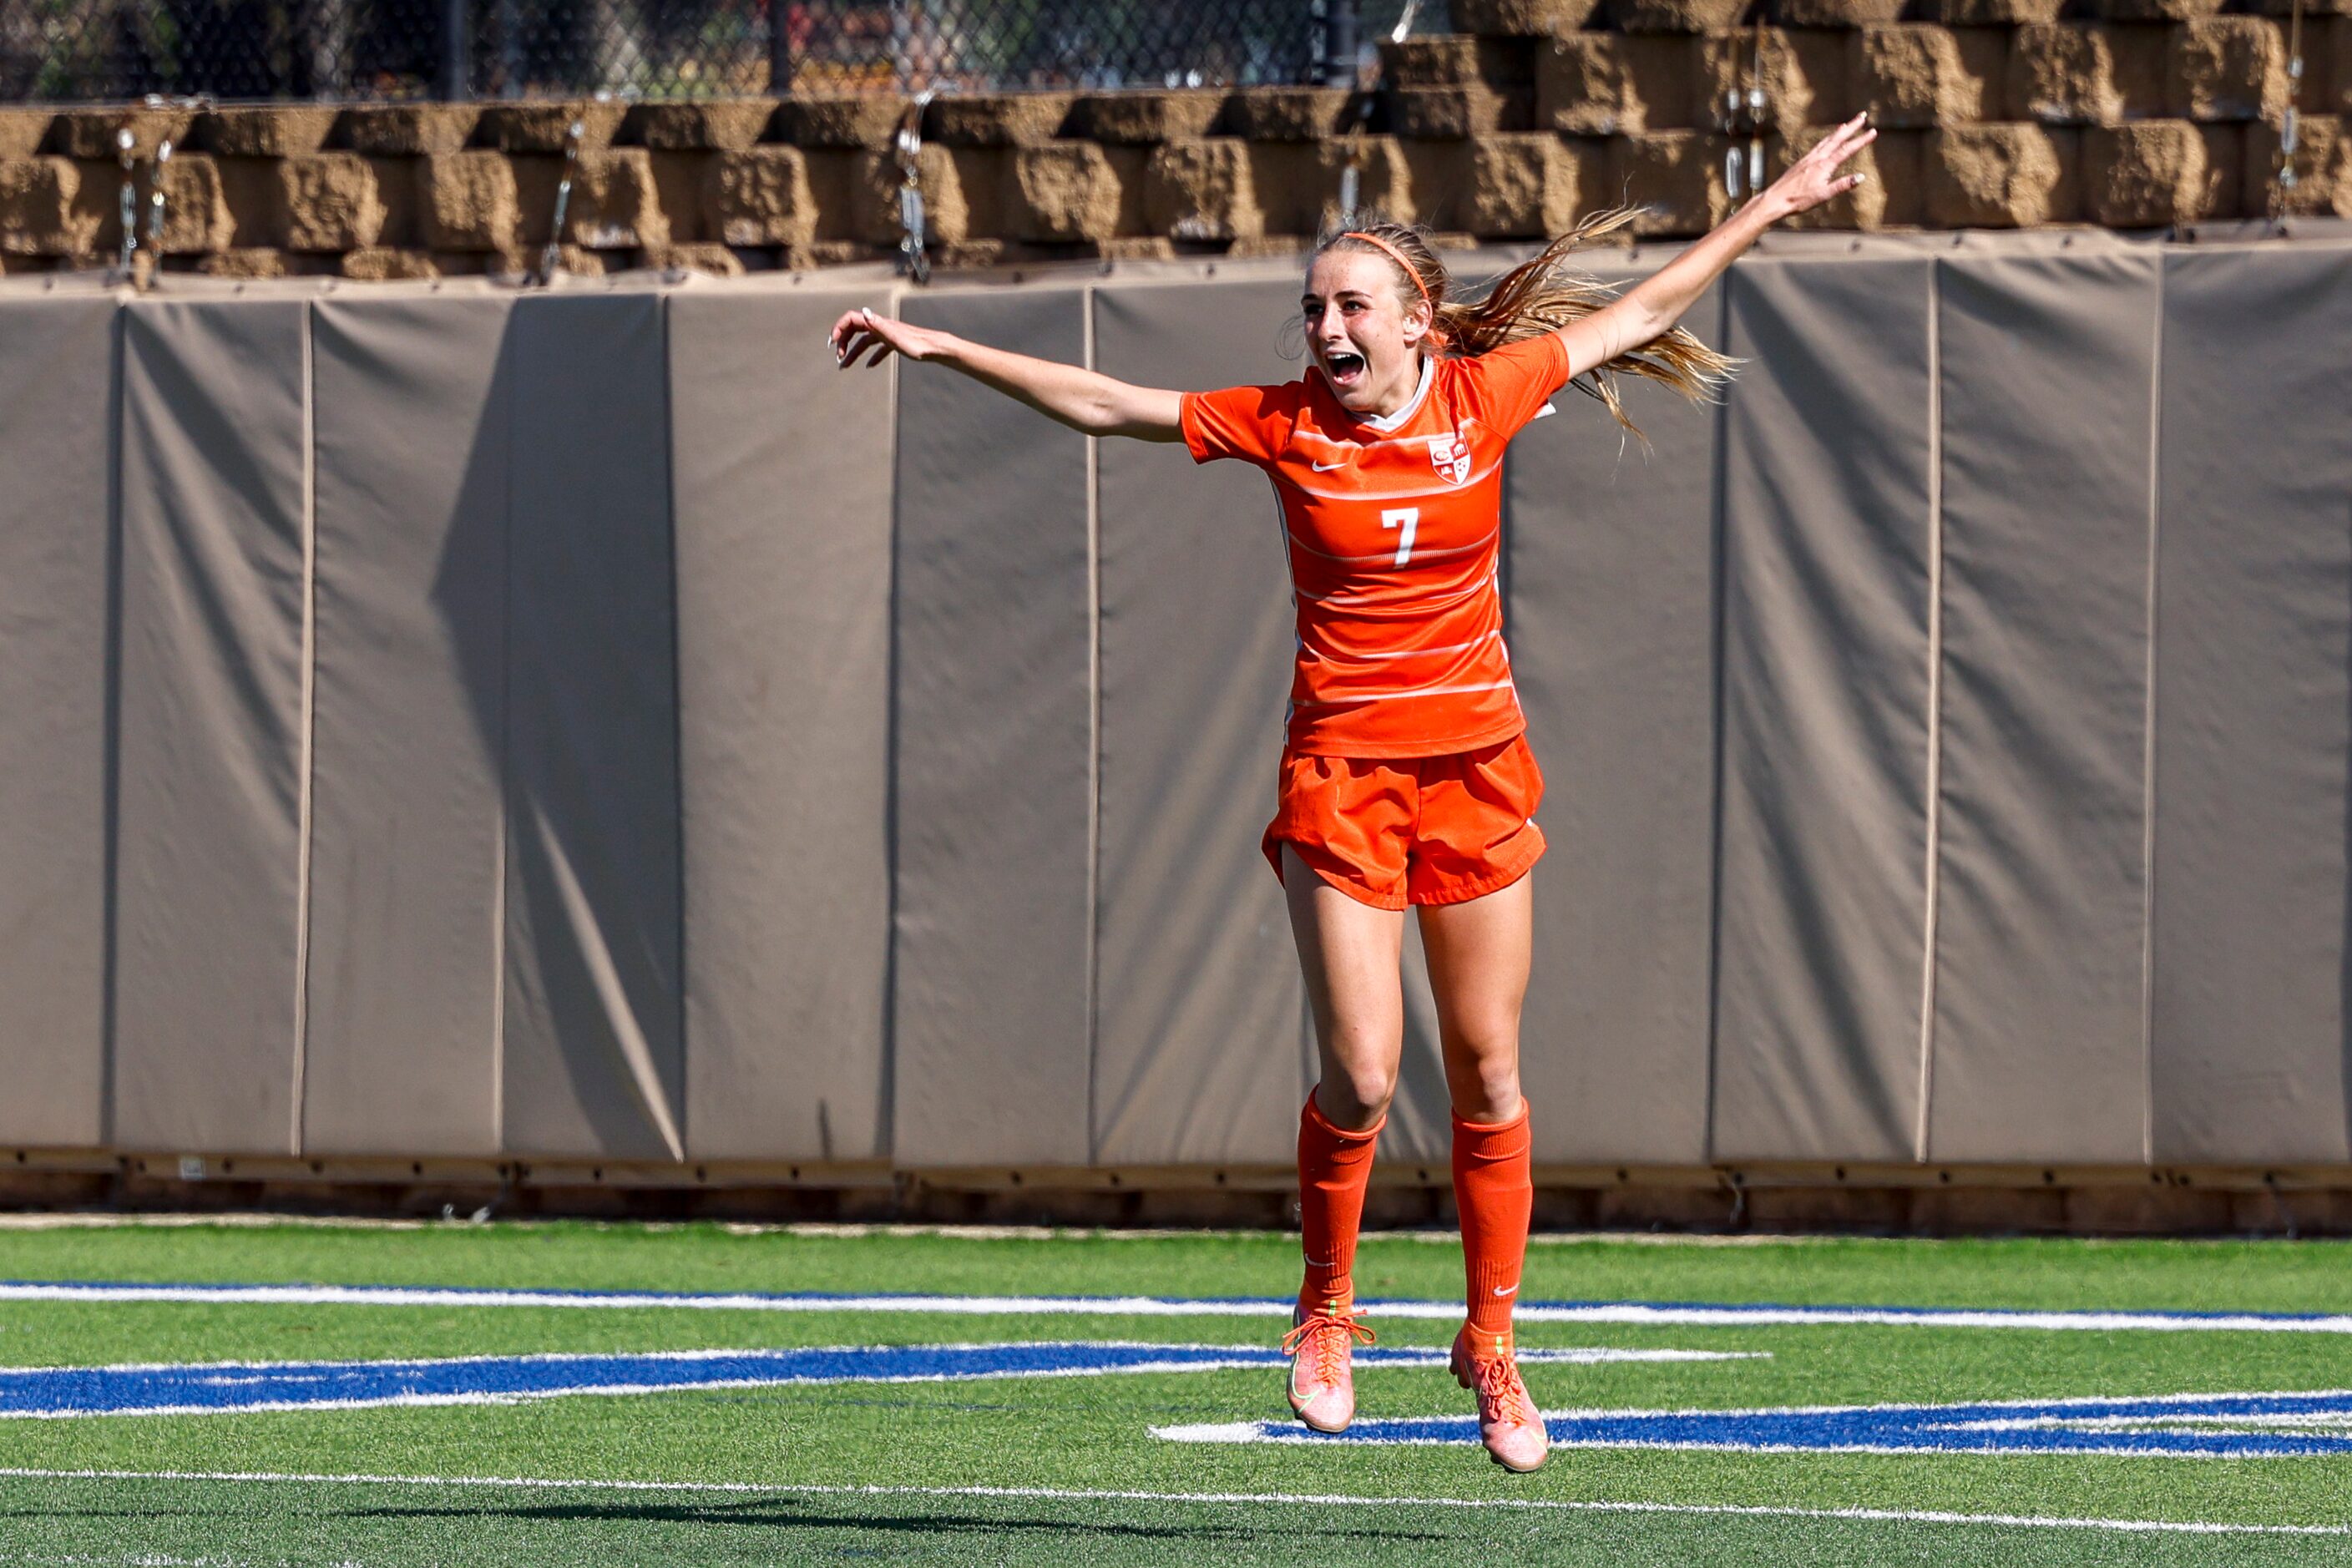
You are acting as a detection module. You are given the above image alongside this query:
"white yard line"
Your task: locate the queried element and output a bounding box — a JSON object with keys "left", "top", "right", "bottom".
{"left": 3, "top": 1282, "right": 2347, "bottom": 1334}
{"left": 0, "top": 1466, "right": 2342, "bottom": 1538}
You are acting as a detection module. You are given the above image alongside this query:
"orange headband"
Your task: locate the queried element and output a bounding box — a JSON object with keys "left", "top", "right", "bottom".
{"left": 1341, "top": 230, "right": 1432, "bottom": 313}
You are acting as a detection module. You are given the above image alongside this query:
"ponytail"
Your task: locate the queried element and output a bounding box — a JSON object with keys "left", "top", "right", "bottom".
{"left": 1316, "top": 213, "right": 1736, "bottom": 443}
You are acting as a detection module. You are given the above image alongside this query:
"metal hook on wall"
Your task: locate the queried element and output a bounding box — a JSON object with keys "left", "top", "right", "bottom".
{"left": 2271, "top": 0, "right": 2308, "bottom": 223}
{"left": 144, "top": 139, "right": 172, "bottom": 274}
{"left": 1719, "top": 11, "right": 1770, "bottom": 205}
{"left": 1333, "top": 3, "right": 1414, "bottom": 223}
{"left": 539, "top": 119, "right": 584, "bottom": 286}
{"left": 114, "top": 128, "right": 139, "bottom": 280}
{"left": 896, "top": 89, "right": 937, "bottom": 285}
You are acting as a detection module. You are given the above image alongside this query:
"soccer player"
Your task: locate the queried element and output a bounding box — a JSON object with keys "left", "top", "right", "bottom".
{"left": 829, "top": 114, "right": 1874, "bottom": 1471}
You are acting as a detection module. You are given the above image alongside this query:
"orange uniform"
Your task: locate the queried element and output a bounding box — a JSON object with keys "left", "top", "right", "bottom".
{"left": 1180, "top": 334, "right": 1571, "bottom": 908}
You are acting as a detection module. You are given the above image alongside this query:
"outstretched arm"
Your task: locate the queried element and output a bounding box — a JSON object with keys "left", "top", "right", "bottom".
{"left": 1557, "top": 114, "right": 1877, "bottom": 380}
{"left": 830, "top": 307, "right": 1186, "bottom": 443}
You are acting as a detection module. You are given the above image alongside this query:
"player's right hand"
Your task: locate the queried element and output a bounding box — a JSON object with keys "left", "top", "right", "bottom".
{"left": 829, "top": 307, "right": 944, "bottom": 367}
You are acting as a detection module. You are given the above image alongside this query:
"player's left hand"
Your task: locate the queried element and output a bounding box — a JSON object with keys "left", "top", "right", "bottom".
{"left": 1762, "top": 114, "right": 1876, "bottom": 220}
{"left": 829, "top": 307, "right": 948, "bottom": 367}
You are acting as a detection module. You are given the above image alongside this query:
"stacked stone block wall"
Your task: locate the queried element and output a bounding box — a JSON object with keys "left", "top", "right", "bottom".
{"left": 2, "top": 0, "right": 2344, "bottom": 279}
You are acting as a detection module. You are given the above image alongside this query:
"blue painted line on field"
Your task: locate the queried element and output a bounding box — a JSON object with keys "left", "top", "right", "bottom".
{"left": 1158, "top": 1389, "right": 2352, "bottom": 1459}
{"left": 4, "top": 1279, "right": 2347, "bottom": 1333}
{"left": 0, "top": 1341, "right": 1474, "bottom": 1420}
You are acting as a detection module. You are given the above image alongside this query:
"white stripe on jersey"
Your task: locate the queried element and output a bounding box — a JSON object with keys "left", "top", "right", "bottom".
{"left": 1277, "top": 458, "right": 1503, "bottom": 504}
{"left": 1292, "top": 677, "right": 1518, "bottom": 709}
{"left": 1283, "top": 528, "right": 1497, "bottom": 568}
{"left": 1297, "top": 629, "right": 1502, "bottom": 665}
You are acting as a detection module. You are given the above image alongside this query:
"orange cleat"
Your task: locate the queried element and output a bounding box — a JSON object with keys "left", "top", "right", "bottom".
{"left": 1281, "top": 1304, "right": 1374, "bottom": 1433}
{"left": 1450, "top": 1326, "right": 1549, "bottom": 1472}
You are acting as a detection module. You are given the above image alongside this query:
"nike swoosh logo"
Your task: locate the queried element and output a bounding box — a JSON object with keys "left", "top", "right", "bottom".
{"left": 1492, "top": 1284, "right": 1518, "bottom": 1297}
{"left": 1310, "top": 459, "right": 1347, "bottom": 471}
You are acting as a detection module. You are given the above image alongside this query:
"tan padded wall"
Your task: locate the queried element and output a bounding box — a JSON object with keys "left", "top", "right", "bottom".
{"left": 0, "top": 298, "right": 116, "bottom": 1148}
{"left": 302, "top": 296, "right": 511, "bottom": 1156}
{"left": 498, "top": 292, "right": 686, "bottom": 1161}
{"left": 113, "top": 299, "right": 312, "bottom": 1155}
{"left": 1090, "top": 279, "right": 1308, "bottom": 1166}
{"left": 1712, "top": 259, "right": 1937, "bottom": 1163}
{"left": 670, "top": 287, "right": 894, "bottom": 1163}
{"left": 2149, "top": 245, "right": 2352, "bottom": 1165}
{"left": 890, "top": 287, "right": 1095, "bottom": 1167}
{"left": 1505, "top": 275, "right": 1723, "bottom": 1166}
{"left": 1926, "top": 254, "right": 2159, "bottom": 1165}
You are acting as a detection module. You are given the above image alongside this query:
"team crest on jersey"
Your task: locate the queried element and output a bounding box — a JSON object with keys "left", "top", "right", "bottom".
{"left": 1429, "top": 432, "right": 1473, "bottom": 485}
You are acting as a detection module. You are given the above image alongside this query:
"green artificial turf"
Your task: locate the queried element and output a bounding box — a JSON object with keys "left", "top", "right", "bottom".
{"left": 1, "top": 1220, "right": 2347, "bottom": 1566}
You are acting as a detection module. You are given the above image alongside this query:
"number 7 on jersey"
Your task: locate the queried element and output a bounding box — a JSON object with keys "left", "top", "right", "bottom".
{"left": 1382, "top": 506, "right": 1419, "bottom": 568}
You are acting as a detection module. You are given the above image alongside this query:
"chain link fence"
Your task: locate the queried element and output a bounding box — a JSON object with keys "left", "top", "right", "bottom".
{"left": 3, "top": 0, "right": 1442, "bottom": 104}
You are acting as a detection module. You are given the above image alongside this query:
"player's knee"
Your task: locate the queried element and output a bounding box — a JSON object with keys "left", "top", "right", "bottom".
{"left": 1319, "top": 1069, "right": 1395, "bottom": 1130}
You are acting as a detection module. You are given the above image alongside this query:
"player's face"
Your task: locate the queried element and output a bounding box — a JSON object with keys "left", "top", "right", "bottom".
{"left": 1302, "top": 250, "right": 1430, "bottom": 417}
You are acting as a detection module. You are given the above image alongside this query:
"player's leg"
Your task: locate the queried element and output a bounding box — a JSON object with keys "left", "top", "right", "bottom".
{"left": 1278, "top": 842, "right": 1405, "bottom": 1431}
{"left": 1420, "top": 873, "right": 1548, "bottom": 1470}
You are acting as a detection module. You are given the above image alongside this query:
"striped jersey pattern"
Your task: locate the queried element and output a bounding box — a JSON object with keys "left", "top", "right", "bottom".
{"left": 1179, "top": 333, "right": 1570, "bottom": 758}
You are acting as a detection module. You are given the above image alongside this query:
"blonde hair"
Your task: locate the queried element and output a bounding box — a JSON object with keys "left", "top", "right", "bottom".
{"left": 1315, "top": 212, "right": 1736, "bottom": 443}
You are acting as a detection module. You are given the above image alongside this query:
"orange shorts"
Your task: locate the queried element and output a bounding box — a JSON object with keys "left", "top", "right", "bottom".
{"left": 1262, "top": 736, "right": 1547, "bottom": 911}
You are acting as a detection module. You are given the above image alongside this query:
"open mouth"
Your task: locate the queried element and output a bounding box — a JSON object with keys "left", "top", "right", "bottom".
{"left": 1322, "top": 349, "right": 1367, "bottom": 387}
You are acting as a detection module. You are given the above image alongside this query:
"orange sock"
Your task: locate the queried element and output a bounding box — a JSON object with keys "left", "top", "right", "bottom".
{"left": 1453, "top": 1101, "right": 1532, "bottom": 1353}
{"left": 1297, "top": 1090, "right": 1382, "bottom": 1318}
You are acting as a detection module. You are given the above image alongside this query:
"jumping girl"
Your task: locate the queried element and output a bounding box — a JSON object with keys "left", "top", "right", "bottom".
{"left": 830, "top": 114, "right": 1874, "bottom": 1472}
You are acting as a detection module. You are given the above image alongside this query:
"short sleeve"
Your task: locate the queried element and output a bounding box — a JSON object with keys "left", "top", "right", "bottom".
{"left": 1179, "top": 383, "right": 1297, "bottom": 467}
{"left": 1459, "top": 333, "right": 1571, "bottom": 439}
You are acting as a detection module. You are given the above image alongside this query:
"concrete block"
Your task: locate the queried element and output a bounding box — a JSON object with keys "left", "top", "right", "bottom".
{"left": 1144, "top": 138, "right": 1264, "bottom": 240}
{"left": 1004, "top": 141, "right": 1123, "bottom": 240}
{"left": 2006, "top": 23, "right": 2128, "bottom": 124}
{"left": 1070, "top": 91, "right": 1227, "bottom": 144}
{"left": 703, "top": 145, "right": 816, "bottom": 247}
{"left": 1466, "top": 132, "right": 1590, "bottom": 235}
{"left": 928, "top": 94, "right": 1075, "bottom": 147}
{"left": 200, "top": 247, "right": 291, "bottom": 278}
{"left": 2246, "top": 114, "right": 2351, "bottom": 216}
{"left": 0, "top": 110, "right": 54, "bottom": 161}
{"left": 1386, "top": 84, "right": 1536, "bottom": 138}
{"left": 1854, "top": 24, "right": 2005, "bottom": 126}
{"left": 473, "top": 101, "right": 627, "bottom": 154}
{"left": 1611, "top": 129, "right": 1732, "bottom": 234}
{"left": 1773, "top": 0, "right": 1906, "bottom": 24}
{"left": 1453, "top": 0, "right": 1606, "bottom": 31}
{"left": 152, "top": 153, "right": 236, "bottom": 254}
{"left": 1914, "top": 0, "right": 2063, "bottom": 22}
{"left": 1925, "top": 122, "right": 2077, "bottom": 223}
{"left": 567, "top": 148, "right": 670, "bottom": 250}
{"left": 340, "top": 105, "right": 480, "bottom": 155}
{"left": 51, "top": 107, "right": 195, "bottom": 159}
{"left": 775, "top": 95, "right": 908, "bottom": 149}
{"left": 1379, "top": 34, "right": 1539, "bottom": 88}
{"left": 341, "top": 247, "right": 441, "bottom": 281}
{"left": 1541, "top": 33, "right": 1699, "bottom": 134}
{"left": 646, "top": 241, "right": 746, "bottom": 276}
{"left": 2167, "top": 18, "right": 2290, "bottom": 121}
{"left": 1608, "top": 0, "right": 1748, "bottom": 32}
{"left": 2083, "top": 118, "right": 2224, "bottom": 222}
{"left": 279, "top": 153, "right": 386, "bottom": 252}
{"left": 621, "top": 100, "right": 778, "bottom": 151}
{"left": 418, "top": 151, "right": 518, "bottom": 250}
{"left": 2091, "top": 0, "right": 2224, "bottom": 20}
{"left": 1222, "top": 87, "right": 1356, "bottom": 141}
{"left": 0, "top": 159, "right": 96, "bottom": 255}
{"left": 196, "top": 107, "right": 340, "bottom": 157}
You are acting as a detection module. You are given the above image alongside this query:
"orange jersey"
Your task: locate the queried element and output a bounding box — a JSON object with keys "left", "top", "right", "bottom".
{"left": 1180, "top": 334, "right": 1570, "bottom": 757}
